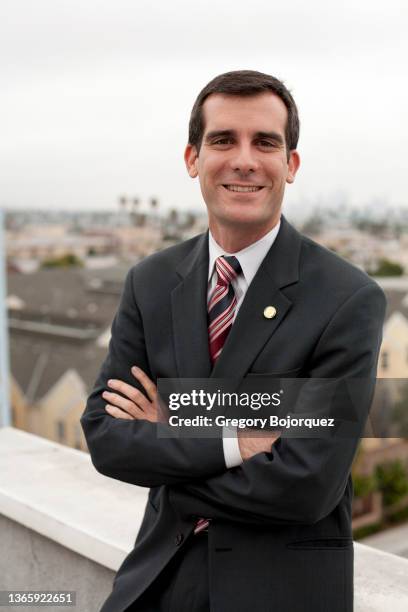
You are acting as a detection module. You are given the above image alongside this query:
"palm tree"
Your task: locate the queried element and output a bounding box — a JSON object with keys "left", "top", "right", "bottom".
{"left": 131, "top": 198, "right": 140, "bottom": 214}
{"left": 118, "top": 195, "right": 128, "bottom": 211}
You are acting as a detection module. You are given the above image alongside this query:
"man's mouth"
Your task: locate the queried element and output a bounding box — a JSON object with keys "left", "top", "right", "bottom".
{"left": 223, "top": 184, "right": 264, "bottom": 193}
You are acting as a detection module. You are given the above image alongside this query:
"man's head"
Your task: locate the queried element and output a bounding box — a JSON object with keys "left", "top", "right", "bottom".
{"left": 184, "top": 70, "right": 301, "bottom": 248}
{"left": 188, "top": 70, "right": 300, "bottom": 161}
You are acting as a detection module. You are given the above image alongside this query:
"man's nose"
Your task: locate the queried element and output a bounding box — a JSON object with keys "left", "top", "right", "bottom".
{"left": 229, "top": 145, "right": 259, "bottom": 174}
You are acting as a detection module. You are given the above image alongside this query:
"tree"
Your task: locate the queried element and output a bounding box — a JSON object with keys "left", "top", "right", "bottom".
{"left": 150, "top": 197, "right": 159, "bottom": 210}
{"left": 375, "top": 460, "right": 408, "bottom": 507}
{"left": 42, "top": 253, "right": 83, "bottom": 268}
{"left": 353, "top": 474, "right": 376, "bottom": 498}
{"left": 368, "top": 258, "right": 404, "bottom": 277}
{"left": 118, "top": 195, "right": 128, "bottom": 210}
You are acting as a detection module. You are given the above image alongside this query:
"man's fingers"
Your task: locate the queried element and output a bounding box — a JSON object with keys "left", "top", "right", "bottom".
{"left": 104, "top": 369, "right": 159, "bottom": 423}
{"left": 107, "top": 379, "right": 150, "bottom": 409}
{"left": 131, "top": 366, "right": 158, "bottom": 401}
{"left": 105, "top": 405, "right": 135, "bottom": 420}
{"left": 103, "top": 391, "right": 144, "bottom": 418}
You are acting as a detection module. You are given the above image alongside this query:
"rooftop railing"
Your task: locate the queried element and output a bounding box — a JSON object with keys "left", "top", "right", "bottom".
{"left": 1, "top": 427, "right": 408, "bottom": 612}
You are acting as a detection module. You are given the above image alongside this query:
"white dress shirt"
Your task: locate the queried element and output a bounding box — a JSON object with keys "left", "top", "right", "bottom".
{"left": 207, "top": 219, "right": 281, "bottom": 468}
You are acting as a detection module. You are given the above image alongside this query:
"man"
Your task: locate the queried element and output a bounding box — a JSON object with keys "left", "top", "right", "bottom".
{"left": 81, "top": 70, "right": 386, "bottom": 612}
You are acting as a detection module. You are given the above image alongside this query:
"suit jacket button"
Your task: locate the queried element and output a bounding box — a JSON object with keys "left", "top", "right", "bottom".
{"left": 175, "top": 533, "right": 184, "bottom": 546}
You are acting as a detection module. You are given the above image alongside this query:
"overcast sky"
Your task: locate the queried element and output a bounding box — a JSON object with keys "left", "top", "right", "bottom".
{"left": 1, "top": 0, "right": 407, "bottom": 217}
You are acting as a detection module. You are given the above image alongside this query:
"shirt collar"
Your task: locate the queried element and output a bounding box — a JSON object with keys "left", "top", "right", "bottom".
{"left": 208, "top": 219, "right": 281, "bottom": 285}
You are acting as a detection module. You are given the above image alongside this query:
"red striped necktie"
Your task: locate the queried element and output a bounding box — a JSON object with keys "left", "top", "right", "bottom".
{"left": 194, "top": 255, "right": 242, "bottom": 536}
{"left": 208, "top": 255, "right": 242, "bottom": 365}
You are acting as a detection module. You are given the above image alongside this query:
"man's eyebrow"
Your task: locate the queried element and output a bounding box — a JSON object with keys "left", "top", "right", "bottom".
{"left": 205, "top": 130, "right": 234, "bottom": 142}
{"left": 204, "top": 129, "right": 284, "bottom": 144}
{"left": 255, "top": 131, "right": 284, "bottom": 144}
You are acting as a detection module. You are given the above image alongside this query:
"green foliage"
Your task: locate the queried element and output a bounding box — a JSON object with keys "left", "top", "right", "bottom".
{"left": 388, "top": 505, "right": 408, "bottom": 524}
{"left": 375, "top": 460, "right": 408, "bottom": 507}
{"left": 42, "top": 253, "right": 83, "bottom": 268}
{"left": 353, "top": 522, "right": 383, "bottom": 540}
{"left": 353, "top": 474, "right": 376, "bottom": 498}
{"left": 368, "top": 258, "right": 404, "bottom": 277}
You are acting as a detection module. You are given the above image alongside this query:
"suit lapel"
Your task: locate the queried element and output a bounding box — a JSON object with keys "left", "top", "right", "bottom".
{"left": 171, "top": 216, "right": 302, "bottom": 379}
{"left": 211, "top": 216, "right": 302, "bottom": 378}
{"left": 171, "top": 233, "right": 212, "bottom": 378}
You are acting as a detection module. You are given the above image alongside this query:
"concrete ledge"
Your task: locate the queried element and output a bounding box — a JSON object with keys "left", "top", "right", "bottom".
{"left": 0, "top": 426, "right": 147, "bottom": 571}
{"left": 0, "top": 513, "right": 114, "bottom": 612}
{"left": 355, "top": 543, "right": 408, "bottom": 610}
{"left": 1, "top": 427, "right": 408, "bottom": 611}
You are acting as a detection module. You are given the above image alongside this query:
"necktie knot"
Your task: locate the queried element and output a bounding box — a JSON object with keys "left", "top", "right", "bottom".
{"left": 215, "top": 255, "right": 242, "bottom": 287}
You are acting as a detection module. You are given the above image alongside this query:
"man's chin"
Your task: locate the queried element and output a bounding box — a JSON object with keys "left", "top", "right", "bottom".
{"left": 216, "top": 214, "right": 274, "bottom": 231}
{"left": 217, "top": 206, "right": 272, "bottom": 225}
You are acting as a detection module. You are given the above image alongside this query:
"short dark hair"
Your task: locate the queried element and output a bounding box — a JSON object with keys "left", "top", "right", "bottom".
{"left": 188, "top": 70, "right": 300, "bottom": 158}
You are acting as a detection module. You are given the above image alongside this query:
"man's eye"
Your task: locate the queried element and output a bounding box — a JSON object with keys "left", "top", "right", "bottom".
{"left": 213, "top": 138, "right": 233, "bottom": 145}
{"left": 258, "top": 140, "right": 276, "bottom": 147}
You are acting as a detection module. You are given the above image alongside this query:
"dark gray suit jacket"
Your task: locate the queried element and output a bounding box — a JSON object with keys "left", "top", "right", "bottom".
{"left": 81, "top": 216, "right": 386, "bottom": 612}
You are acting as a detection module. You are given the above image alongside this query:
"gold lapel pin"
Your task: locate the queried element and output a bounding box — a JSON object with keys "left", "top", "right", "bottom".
{"left": 263, "top": 306, "right": 277, "bottom": 319}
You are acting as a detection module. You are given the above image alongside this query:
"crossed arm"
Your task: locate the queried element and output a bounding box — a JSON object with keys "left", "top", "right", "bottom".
{"left": 81, "top": 271, "right": 386, "bottom": 525}
{"left": 102, "top": 366, "right": 276, "bottom": 461}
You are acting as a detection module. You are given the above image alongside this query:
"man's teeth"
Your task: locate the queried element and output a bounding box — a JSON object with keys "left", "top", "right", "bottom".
{"left": 225, "top": 185, "right": 262, "bottom": 192}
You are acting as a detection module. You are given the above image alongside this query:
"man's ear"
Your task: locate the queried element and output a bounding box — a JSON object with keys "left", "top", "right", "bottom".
{"left": 286, "top": 150, "right": 301, "bottom": 184}
{"left": 184, "top": 144, "right": 199, "bottom": 178}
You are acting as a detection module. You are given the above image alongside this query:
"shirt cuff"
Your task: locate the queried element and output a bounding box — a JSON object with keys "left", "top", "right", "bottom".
{"left": 222, "top": 426, "right": 243, "bottom": 468}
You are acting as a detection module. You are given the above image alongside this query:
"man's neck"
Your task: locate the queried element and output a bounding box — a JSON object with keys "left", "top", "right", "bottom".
{"left": 208, "top": 218, "right": 281, "bottom": 253}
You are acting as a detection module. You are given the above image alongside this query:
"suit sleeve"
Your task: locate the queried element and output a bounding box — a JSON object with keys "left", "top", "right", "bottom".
{"left": 80, "top": 269, "right": 226, "bottom": 487}
{"left": 167, "top": 282, "right": 386, "bottom": 525}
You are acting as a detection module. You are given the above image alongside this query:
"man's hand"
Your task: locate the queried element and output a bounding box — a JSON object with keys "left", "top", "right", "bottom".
{"left": 102, "top": 366, "right": 160, "bottom": 422}
{"left": 102, "top": 370, "right": 280, "bottom": 457}
{"left": 238, "top": 430, "right": 280, "bottom": 461}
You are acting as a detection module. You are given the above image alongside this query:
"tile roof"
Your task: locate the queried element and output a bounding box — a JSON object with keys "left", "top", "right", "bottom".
{"left": 8, "top": 266, "right": 129, "bottom": 402}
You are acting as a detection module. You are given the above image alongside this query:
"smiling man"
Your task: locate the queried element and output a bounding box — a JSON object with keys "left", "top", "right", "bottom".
{"left": 81, "top": 70, "right": 386, "bottom": 612}
{"left": 185, "top": 92, "right": 299, "bottom": 252}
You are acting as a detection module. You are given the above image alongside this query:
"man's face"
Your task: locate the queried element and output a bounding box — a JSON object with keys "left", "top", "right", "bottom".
{"left": 185, "top": 92, "right": 300, "bottom": 236}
